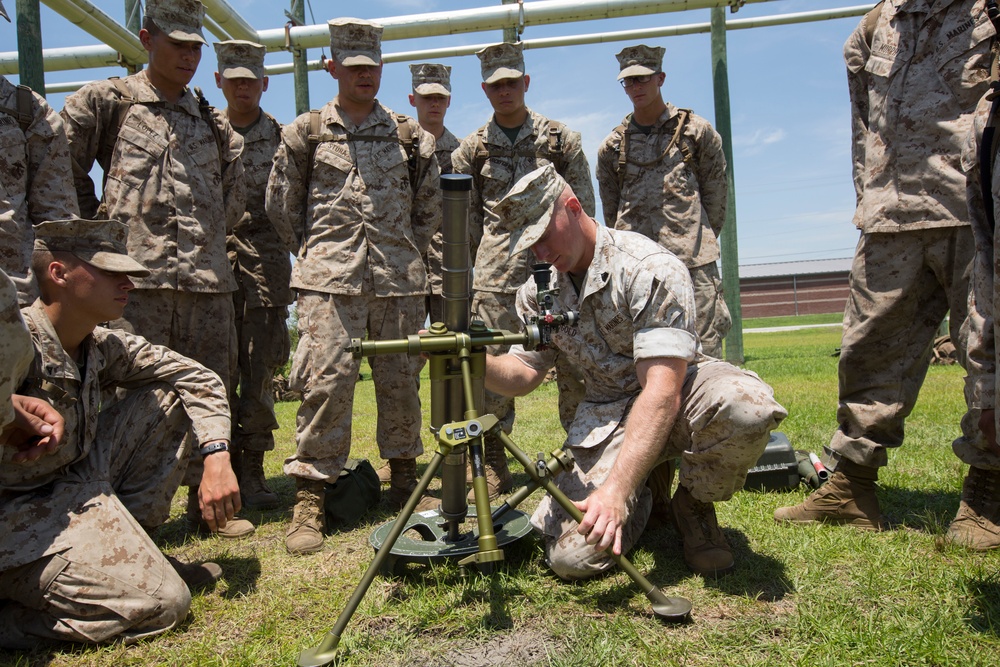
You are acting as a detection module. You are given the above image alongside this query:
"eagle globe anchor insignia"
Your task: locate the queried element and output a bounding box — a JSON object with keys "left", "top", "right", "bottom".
{"left": 298, "top": 174, "right": 692, "bottom": 667}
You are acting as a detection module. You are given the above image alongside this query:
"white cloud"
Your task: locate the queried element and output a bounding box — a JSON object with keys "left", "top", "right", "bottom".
{"left": 735, "top": 128, "right": 787, "bottom": 155}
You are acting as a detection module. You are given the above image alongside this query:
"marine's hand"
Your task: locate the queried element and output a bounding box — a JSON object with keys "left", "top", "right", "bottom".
{"left": 199, "top": 446, "right": 242, "bottom": 532}
{"left": 2, "top": 395, "right": 65, "bottom": 462}
{"left": 574, "top": 484, "right": 628, "bottom": 556}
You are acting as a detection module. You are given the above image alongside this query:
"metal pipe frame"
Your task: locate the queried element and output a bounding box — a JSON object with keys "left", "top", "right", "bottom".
{"left": 202, "top": 0, "right": 258, "bottom": 42}
{"left": 39, "top": 0, "right": 145, "bottom": 64}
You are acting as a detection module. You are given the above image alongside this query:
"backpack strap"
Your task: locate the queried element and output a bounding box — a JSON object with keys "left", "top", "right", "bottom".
{"left": 615, "top": 109, "right": 692, "bottom": 190}
{"left": 0, "top": 84, "right": 35, "bottom": 134}
{"left": 546, "top": 122, "right": 565, "bottom": 173}
{"left": 193, "top": 86, "right": 227, "bottom": 164}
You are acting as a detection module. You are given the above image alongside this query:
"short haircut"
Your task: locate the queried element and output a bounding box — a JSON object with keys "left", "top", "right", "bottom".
{"left": 142, "top": 16, "right": 162, "bottom": 37}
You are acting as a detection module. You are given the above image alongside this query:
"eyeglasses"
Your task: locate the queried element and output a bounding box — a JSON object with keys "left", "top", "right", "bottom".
{"left": 620, "top": 74, "right": 653, "bottom": 89}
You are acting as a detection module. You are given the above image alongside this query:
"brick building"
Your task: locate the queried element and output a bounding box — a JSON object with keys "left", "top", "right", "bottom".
{"left": 738, "top": 258, "right": 852, "bottom": 319}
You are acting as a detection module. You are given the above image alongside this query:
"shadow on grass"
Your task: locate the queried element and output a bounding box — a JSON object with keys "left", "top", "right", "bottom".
{"left": 0, "top": 648, "right": 57, "bottom": 667}
{"left": 878, "top": 484, "right": 960, "bottom": 534}
{"left": 214, "top": 554, "right": 263, "bottom": 599}
{"left": 965, "top": 572, "right": 1000, "bottom": 637}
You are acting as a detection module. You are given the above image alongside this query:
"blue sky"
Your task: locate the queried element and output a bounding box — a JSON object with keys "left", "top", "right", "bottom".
{"left": 10, "top": 0, "right": 870, "bottom": 267}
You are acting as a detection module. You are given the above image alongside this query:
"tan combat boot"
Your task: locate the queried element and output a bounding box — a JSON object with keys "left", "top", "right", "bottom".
{"left": 286, "top": 478, "right": 326, "bottom": 555}
{"left": 386, "top": 458, "right": 439, "bottom": 512}
{"left": 773, "top": 458, "right": 886, "bottom": 530}
{"left": 165, "top": 555, "right": 223, "bottom": 591}
{"left": 467, "top": 437, "right": 514, "bottom": 503}
{"left": 186, "top": 486, "right": 256, "bottom": 538}
{"left": 670, "top": 484, "right": 734, "bottom": 576}
{"left": 944, "top": 466, "right": 1000, "bottom": 551}
{"left": 376, "top": 460, "right": 392, "bottom": 485}
{"left": 239, "top": 449, "right": 280, "bottom": 509}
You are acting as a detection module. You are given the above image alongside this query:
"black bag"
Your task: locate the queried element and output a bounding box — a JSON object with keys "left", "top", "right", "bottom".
{"left": 324, "top": 458, "right": 381, "bottom": 532}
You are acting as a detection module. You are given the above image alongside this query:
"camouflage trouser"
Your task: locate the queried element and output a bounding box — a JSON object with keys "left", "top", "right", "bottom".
{"left": 113, "top": 289, "right": 237, "bottom": 486}
{"left": 0, "top": 386, "right": 194, "bottom": 648}
{"left": 690, "top": 262, "right": 732, "bottom": 359}
{"left": 285, "top": 290, "right": 425, "bottom": 482}
{"left": 827, "top": 227, "right": 975, "bottom": 470}
{"left": 531, "top": 360, "right": 786, "bottom": 581}
{"left": 233, "top": 298, "right": 291, "bottom": 452}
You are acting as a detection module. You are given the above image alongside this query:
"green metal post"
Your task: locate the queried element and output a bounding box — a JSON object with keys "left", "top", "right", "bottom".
{"left": 124, "top": 0, "right": 142, "bottom": 72}
{"left": 502, "top": 0, "right": 519, "bottom": 42}
{"left": 15, "top": 0, "right": 45, "bottom": 96}
{"left": 711, "top": 7, "right": 744, "bottom": 364}
{"left": 291, "top": 0, "right": 310, "bottom": 116}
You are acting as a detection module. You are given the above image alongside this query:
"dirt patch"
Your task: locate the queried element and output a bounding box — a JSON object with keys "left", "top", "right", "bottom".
{"left": 404, "top": 627, "right": 562, "bottom": 667}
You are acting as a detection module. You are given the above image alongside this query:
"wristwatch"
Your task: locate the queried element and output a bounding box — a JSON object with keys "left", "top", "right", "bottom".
{"left": 199, "top": 441, "right": 230, "bottom": 458}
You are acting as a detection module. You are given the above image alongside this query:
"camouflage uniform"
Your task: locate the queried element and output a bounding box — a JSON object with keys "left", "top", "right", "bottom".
{"left": 0, "top": 303, "right": 231, "bottom": 648}
{"left": 228, "top": 110, "right": 293, "bottom": 452}
{"left": 453, "top": 107, "right": 595, "bottom": 433}
{"left": 826, "top": 0, "right": 993, "bottom": 471}
{"left": 508, "top": 226, "right": 785, "bottom": 579}
{"left": 597, "top": 102, "right": 730, "bottom": 358}
{"left": 0, "top": 269, "right": 31, "bottom": 429}
{"left": 0, "top": 76, "right": 79, "bottom": 305}
{"left": 266, "top": 98, "right": 440, "bottom": 482}
{"left": 61, "top": 69, "right": 246, "bottom": 398}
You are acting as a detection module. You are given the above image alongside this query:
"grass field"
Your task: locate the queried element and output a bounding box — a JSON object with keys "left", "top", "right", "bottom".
{"left": 5, "top": 322, "right": 999, "bottom": 667}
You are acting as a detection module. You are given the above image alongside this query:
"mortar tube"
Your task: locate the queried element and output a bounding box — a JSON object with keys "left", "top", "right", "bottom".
{"left": 438, "top": 174, "right": 475, "bottom": 537}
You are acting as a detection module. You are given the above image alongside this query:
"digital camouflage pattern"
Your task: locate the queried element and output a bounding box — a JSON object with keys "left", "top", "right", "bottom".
{"left": 229, "top": 111, "right": 292, "bottom": 449}
{"left": 826, "top": 0, "right": 992, "bottom": 470}
{"left": 0, "top": 269, "right": 31, "bottom": 428}
{"left": 145, "top": 0, "right": 206, "bottom": 44}
{"left": 954, "top": 93, "right": 1000, "bottom": 470}
{"left": 328, "top": 18, "right": 381, "bottom": 67}
{"left": 0, "top": 76, "right": 79, "bottom": 305}
{"left": 0, "top": 304, "right": 232, "bottom": 646}
{"left": 267, "top": 99, "right": 439, "bottom": 481}
{"left": 215, "top": 40, "right": 266, "bottom": 80}
{"left": 410, "top": 63, "right": 452, "bottom": 97}
{"left": 61, "top": 70, "right": 246, "bottom": 293}
{"left": 507, "top": 227, "right": 785, "bottom": 578}
{"left": 452, "top": 108, "right": 595, "bottom": 295}
{"left": 596, "top": 103, "right": 730, "bottom": 357}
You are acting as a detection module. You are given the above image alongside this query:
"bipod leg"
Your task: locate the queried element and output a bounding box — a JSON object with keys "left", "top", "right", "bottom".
{"left": 298, "top": 451, "right": 445, "bottom": 667}
{"left": 492, "top": 447, "right": 574, "bottom": 523}
{"left": 495, "top": 430, "right": 693, "bottom": 622}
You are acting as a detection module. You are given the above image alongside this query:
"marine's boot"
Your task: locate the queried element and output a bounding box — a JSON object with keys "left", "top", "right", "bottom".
{"left": 386, "top": 458, "right": 439, "bottom": 512}
{"left": 239, "top": 449, "right": 280, "bottom": 509}
{"left": 773, "top": 458, "right": 885, "bottom": 530}
{"left": 670, "top": 484, "right": 734, "bottom": 576}
{"left": 467, "top": 437, "right": 514, "bottom": 503}
{"left": 944, "top": 466, "right": 1000, "bottom": 551}
{"left": 285, "top": 478, "right": 326, "bottom": 555}
{"left": 376, "top": 460, "right": 392, "bottom": 485}
{"left": 186, "top": 486, "right": 256, "bottom": 538}
{"left": 646, "top": 459, "right": 675, "bottom": 527}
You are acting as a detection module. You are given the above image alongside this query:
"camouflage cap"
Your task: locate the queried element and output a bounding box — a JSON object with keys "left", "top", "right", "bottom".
{"left": 410, "top": 63, "right": 451, "bottom": 96}
{"left": 215, "top": 40, "right": 266, "bottom": 80}
{"left": 615, "top": 44, "right": 664, "bottom": 80}
{"left": 477, "top": 42, "right": 525, "bottom": 84}
{"left": 146, "top": 0, "right": 207, "bottom": 45}
{"left": 33, "top": 219, "right": 151, "bottom": 277}
{"left": 0, "top": 1, "right": 9, "bottom": 23}
{"left": 328, "top": 18, "right": 382, "bottom": 67}
{"left": 497, "top": 164, "right": 569, "bottom": 257}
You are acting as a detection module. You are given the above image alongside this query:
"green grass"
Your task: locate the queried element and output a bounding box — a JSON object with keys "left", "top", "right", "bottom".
{"left": 6, "top": 327, "right": 1000, "bottom": 667}
{"left": 742, "top": 312, "right": 844, "bottom": 330}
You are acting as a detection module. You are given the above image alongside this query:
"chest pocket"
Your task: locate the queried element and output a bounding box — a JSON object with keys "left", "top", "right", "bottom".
{"left": 107, "top": 120, "right": 168, "bottom": 191}
{"left": 187, "top": 139, "right": 222, "bottom": 191}
{"left": 313, "top": 141, "right": 353, "bottom": 194}
{"left": 481, "top": 155, "right": 514, "bottom": 187}
{"left": 0, "top": 123, "right": 27, "bottom": 197}
{"left": 934, "top": 16, "right": 993, "bottom": 113}
{"left": 372, "top": 140, "right": 407, "bottom": 176}
{"left": 598, "top": 308, "right": 634, "bottom": 357}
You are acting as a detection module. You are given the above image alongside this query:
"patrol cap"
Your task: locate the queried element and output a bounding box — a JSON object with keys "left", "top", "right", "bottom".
{"left": 477, "top": 42, "right": 525, "bottom": 84}
{"left": 616, "top": 44, "right": 664, "bottom": 80}
{"left": 145, "top": 0, "right": 207, "bottom": 45}
{"left": 0, "top": 1, "right": 9, "bottom": 23}
{"left": 33, "top": 219, "right": 151, "bottom": 277}
{"left": 215, "top": 40, "right": 266, "bottom": 80}
{"left": 410, "top": 63, "right": 451, "bottom": 96}
{"left": 329, "top": 18, "right": 382, "bottom": 67}
{"left": 497, "top": 164, "right": 569, "bottom": 256}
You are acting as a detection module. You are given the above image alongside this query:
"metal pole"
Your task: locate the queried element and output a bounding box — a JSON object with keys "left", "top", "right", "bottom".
{"left": 16, "top": 0, "right": 46, "bottom": 95}
{"left": 124, "top": 0, "right": 141, "bottom": 73}
{"left": 711, "top": 6, "right": 744, "bottom": 364}
{"left": 502, "top": 0, "right": 520, "bottom": 42}
{"left": 290, "top": 0, "right": 310, "bottom": 116}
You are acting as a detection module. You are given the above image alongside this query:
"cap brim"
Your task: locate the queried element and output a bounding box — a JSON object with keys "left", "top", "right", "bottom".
{"left": 82, "top": 251, "right": 151, "bottom": 277}
{"left": 483, "top": 67, "right": 524, "bottom": 85}
{"left": 220, "top": 65, "right": 261, "bottom": 80}
{"left": 414, "top": 83, "right": 451, "bottom": 96}
{"left": 617, "top": 64, "right": 658, "bottom": 80}
{"left": 339, "top": 53, "right": 380, "bottom": 67}
{"left": 508, "top": 211, "right": 555, "bottom": 257}
{"left": 165, "top": 28, "right": 207, "bottom": 45}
